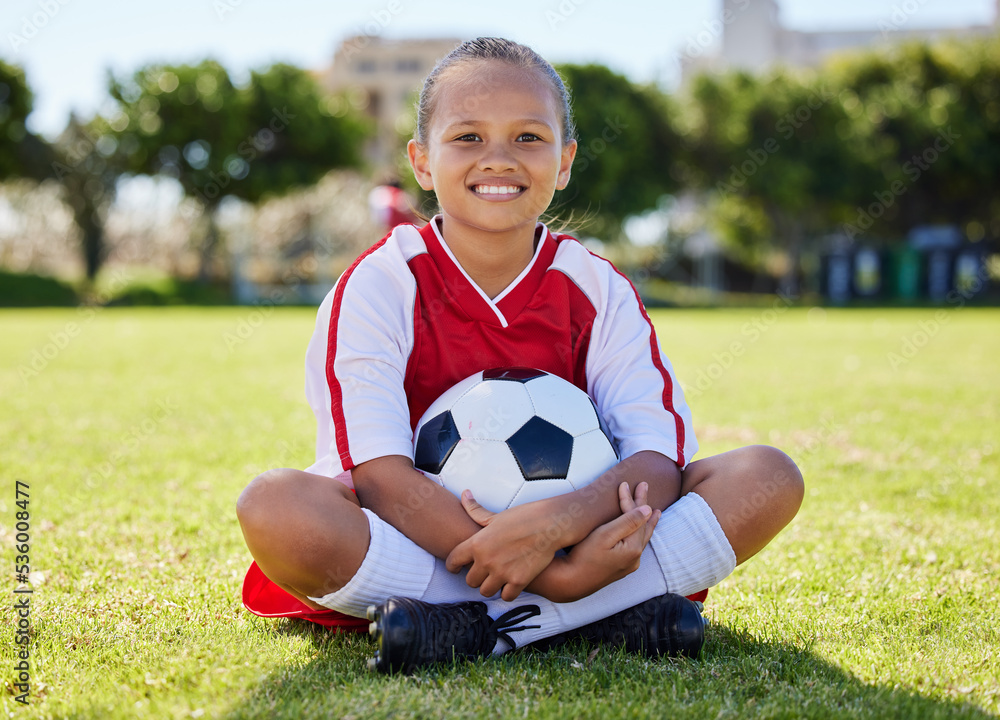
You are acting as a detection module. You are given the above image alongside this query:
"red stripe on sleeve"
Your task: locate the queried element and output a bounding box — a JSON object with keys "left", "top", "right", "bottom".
{"left": 600, "top": 256, "right": 687, "bottom": 467}
{"left": 325, "top": 234, "right": 392, "bottom": 470}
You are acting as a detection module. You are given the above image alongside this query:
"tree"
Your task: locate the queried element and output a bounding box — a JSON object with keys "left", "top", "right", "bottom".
{"left": 52, "top": 115, "right": 120, "bottom": 280}
{"left": 679, "top": 67, "right": 880, "bottom": 293}
{"left": 0, "top": 60, "right": 49, "bottom": 181}
{"left": 1, "top": 61, "right": 114, "bottom": 280}
{"left": 829, "top": 37, "right": 1000, "bottom": 244}
{"left": 554, "top": 64, "right": 683, "bottom": 241}
{"left": 104, "top": 60, "right": 369, "bottom": 280}
{"left": 0, "top": 61, "right": 57, "bottom": 186}
{"left": 678, "top": 34, "right": 1000, "bottom": 293}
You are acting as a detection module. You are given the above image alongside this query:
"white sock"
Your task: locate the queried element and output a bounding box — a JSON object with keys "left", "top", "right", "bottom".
{"left": 421, "top": 555, "right": 668, "bottom": 653}
{"left": 422, "top": 491, "right": 737, "bottom": 653}
{"left": 647, "top": 492, "right": 737, "bottom": 597}
{"left": 309, "top": 493, "right": 737, "bottom": 654}
{"left": 308, "top": 508, "right": 436, "bottom": 617}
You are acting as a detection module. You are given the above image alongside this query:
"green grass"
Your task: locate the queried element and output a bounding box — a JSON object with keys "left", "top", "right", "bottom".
{"left": 1, "top": 306, "right": 998, "bottom": 719}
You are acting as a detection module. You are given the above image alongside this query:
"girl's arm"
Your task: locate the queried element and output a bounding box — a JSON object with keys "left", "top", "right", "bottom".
{"left": 354, "top": 452, "right": 677, "bottom": 603}
{"left": 446, "top": 450, "right": 680, "bottom": 601}
{"left": 525, "top": 480, "right": 661, "bottom": 604}
{"left": 352, "top": 455, "right": 483, "bottom": 559}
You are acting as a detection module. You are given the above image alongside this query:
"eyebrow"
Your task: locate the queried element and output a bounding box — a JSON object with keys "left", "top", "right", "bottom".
{"left": 444, "top": 119, "right": 555, "bottom": 132}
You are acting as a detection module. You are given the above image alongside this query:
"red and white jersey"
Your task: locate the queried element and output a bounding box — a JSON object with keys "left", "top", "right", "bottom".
{"left": 303, "top": 217, "right": 697, "bottom": 478}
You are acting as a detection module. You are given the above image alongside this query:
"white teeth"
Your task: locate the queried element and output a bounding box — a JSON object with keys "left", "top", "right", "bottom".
{"left": 474, "top": 185, "right": 522, "bottom": 195}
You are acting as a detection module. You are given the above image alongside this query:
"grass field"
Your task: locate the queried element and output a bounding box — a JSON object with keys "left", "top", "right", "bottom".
{"left": 1, "top": 305, "right": 998, "bottom": 719}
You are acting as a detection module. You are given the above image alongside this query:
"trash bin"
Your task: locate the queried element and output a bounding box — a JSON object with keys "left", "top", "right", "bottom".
{"left": 888, "top": 246, "right": 921, "bottom": 302}
{"left": 954, "top": 249, "right": 986, "bottom": 300}
{"left": 925, "top": 249, "right": 953, "bottom": 302}
{"left": 823, "top": 252, "right": 852, "bottom": 305}
{"left": 852, "top": 248, "right": 882, "bottom": 299}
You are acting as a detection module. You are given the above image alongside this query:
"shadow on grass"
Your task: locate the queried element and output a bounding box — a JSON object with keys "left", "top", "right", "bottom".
{"left": 220, "top": 618, "right": 993, "bottom": 719}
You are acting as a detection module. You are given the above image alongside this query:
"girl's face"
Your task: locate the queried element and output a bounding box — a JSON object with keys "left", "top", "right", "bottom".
{"left": 408, "top": 62, "right": 577, "bottom": 241}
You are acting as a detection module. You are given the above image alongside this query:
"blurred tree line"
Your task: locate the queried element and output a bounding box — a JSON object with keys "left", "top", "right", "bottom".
{"left": 1, "top": 33, "right": 998, "bottom": 292}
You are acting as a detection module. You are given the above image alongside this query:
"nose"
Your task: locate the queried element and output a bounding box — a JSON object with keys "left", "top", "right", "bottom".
{"left": 477, "top": 141, "right": 518, "bottom": 173}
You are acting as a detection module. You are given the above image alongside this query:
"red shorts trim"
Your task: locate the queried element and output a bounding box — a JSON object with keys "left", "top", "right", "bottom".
{"left": 241, "top": 561, "right": 369, "bottom": 632}
{"left": 687, "top": 588, "right": 709, "bottom": 603}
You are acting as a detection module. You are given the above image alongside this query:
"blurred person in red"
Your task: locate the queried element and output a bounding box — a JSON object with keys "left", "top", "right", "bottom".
{"left": 368, "top": 177, "right": 418, "bottom": 234}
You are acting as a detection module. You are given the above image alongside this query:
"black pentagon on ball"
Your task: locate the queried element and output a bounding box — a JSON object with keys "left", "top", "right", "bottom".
{"left": 482, "top": 367, "right": 547, "bottom": 383}
{"left": 506, "top": 416, "right": 574, "bottom": 480}
{"left": 414, "top": 410, "right": 460, "bottom": 475}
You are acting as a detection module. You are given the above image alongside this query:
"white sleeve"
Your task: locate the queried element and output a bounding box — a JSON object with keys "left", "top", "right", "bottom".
{"left": 304, "top": 240, "right": 417, "bottom": 473}
{"left": 585, "top": 266, "right": 698, "bottom": 468}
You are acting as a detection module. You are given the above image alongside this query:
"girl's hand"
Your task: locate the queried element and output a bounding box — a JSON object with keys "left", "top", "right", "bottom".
{"left": 533, "top": 482, "right": 660, "bottom": 603}
{"left": 446, "top": 490, "right": 581, "bottom": 602}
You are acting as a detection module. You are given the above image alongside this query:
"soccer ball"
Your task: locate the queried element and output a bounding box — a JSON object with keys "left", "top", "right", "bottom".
{"left": 412, "top": 367, "right": 619, "bottom": 513}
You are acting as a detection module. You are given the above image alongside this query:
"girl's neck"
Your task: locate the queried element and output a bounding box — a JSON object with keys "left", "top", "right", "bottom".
{"left": 436, "top": 215, "right": 540, "bottom": 300}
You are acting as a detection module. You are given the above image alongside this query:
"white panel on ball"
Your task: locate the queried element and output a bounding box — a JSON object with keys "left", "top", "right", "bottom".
{"left": 420, "top": 371, "right": 484, "bottom": 421}
{"left": 565, "top": 428, "right": 619, "bottom": 487}
{"left": 508, "top": 477, "right": 576, "bottom": 508}
{"left": 436, "top": 438, "right": 524, "bottom": 513}
{"left": 450, "top": 382, "right": 534, "bottom": 441}
{"left": 522, "top": 374, "right": 598, "bottom": 437}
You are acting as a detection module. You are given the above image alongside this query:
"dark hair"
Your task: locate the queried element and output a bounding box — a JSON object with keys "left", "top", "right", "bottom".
{"left": 414, "top": 37, "right": 576, "bottom": 146}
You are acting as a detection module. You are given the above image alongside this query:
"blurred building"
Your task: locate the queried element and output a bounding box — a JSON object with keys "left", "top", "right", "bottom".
{"left": 683, "top": 0, "right": 999, "bottom": 80}
{"left": 318, "top": 36, "right": 461, "bottom": 174}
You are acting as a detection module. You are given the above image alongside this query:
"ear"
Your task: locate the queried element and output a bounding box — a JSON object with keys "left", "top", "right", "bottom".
{"left": 407, "top": 139, "right": 435, "bottom": 191}
{"left": 556, "top": 139, "right": 577, "bottom": 190}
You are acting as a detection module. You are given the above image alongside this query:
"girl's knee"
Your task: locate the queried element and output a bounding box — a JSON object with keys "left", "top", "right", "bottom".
{"left": 750, "top": 445, "right": 804, "bottom": 511}
{"left": 237, "top": 468, "right": 359, "bottom": 533}
{"left": 236, "top": 468, "right": 298, "bottom": 531}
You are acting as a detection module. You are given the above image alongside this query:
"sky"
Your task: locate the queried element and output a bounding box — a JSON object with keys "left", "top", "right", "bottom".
{"left": 3, "top": 0, "right": 996, "bottom": 139}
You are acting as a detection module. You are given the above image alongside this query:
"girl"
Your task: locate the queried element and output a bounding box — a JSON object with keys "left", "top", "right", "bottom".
{"left": 237, "top": 37, "right": 803, "bottom": 673}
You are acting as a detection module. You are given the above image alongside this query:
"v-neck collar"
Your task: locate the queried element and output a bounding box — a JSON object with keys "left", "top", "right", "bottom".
{"left": 419, "top": 216, "right": 556, "bottom": 328}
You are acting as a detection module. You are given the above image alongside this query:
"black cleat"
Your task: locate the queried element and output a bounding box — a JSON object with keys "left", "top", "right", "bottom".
{"left": 529, "top": 593, "right": 706, "bottom": 659}
{"left": 366, "top": 597, "right": 541, "bottom": 674}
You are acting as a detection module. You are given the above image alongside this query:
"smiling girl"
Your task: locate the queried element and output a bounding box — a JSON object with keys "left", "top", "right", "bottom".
{"left": 236, "top": 37, "right": 803, "bottom": 674}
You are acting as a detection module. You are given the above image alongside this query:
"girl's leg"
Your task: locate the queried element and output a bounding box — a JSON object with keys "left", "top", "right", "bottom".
{"left": 679, "top": 444, "right": 804, "bottom": 565}
{"left": 235, "top": 447, "right": 803, "bottom": 656}
{"left": 236, "top": 469, "right": 371, "bottom": 609}
{"left": 236, "top": 468, "right": 709, "bottom": 650}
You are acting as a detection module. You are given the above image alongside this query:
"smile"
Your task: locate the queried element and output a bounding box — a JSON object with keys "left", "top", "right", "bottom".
{"left": 471, "top": 185, "right": 525, "bottom": 196}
